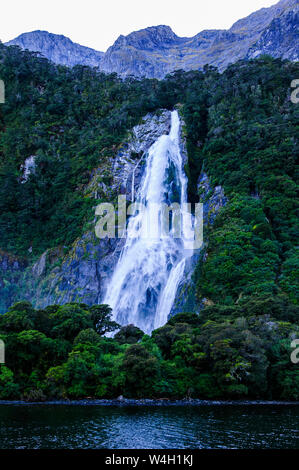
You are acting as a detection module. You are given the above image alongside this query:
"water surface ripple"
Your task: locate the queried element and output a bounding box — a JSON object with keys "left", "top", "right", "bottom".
{"left": 0, "top": 405, "right": 298, "bottom": 449}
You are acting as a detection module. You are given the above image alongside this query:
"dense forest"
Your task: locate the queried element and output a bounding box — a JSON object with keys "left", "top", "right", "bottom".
{"left": 0, "top": 301, "right": 298, "bottom": 400}
{"left": 0, "top": 43, "right": 298, "bottom": 399}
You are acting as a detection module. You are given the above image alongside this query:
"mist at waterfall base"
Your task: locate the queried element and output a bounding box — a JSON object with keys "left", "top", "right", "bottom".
{"left": 103, "top": 111, "right": 199, "bottom": 334}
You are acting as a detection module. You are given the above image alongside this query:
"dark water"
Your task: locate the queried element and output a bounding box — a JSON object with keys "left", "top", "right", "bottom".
{"left": 0, "top": 405, "right": 298, "bottom": 449}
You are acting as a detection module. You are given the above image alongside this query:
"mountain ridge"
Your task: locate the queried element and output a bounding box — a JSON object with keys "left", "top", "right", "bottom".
{"left": 4, "top": 0, "right": 299, "bottom": 78}
{"left": 5, "top": 30, "right": 104, "bottom": 68}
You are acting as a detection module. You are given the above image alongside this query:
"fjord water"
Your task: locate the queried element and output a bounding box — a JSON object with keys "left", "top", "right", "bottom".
{"left": 104, "top": 111, "right": 193, "bottom": 333}
{"left": 0, "top": 405, "right": 298, "bottom": 449}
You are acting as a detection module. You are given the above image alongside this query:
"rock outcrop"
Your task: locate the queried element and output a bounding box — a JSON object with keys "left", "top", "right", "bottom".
{"left": 246, "top": 1, "right": 299, "bottom": 61}
{"left": 6, "top": 0, "right": 298, "bottom": 78}
{"left": 108, "top": 110, "right": 171, "bottom": 201}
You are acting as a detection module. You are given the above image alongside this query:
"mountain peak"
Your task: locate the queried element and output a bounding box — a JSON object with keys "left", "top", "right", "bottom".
{"left": 111, "top": 25, "right": 179, "bottom": 51}
{"left": 5, "top": 30, "right": 104, "bottom": 67}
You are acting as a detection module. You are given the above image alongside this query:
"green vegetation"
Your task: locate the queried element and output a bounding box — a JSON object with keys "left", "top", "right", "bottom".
{"left": 0, "top": 302, "right": 298, "bottom": 400}
{"left": 185, "top": 59, "right": 299, "bottom": 307}
{"left": 0, "top": 44, "right": 163, "bottom": 258}
{"left": 0, "top": 45, "right": 298, "bottom": 399}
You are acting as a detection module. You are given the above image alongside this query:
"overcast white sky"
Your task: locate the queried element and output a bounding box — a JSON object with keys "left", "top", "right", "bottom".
{"left": 1, "top": 0, "right": 278, "bottom": 52}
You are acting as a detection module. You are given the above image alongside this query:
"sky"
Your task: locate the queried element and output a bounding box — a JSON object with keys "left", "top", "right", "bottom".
{"left": 1, "top": 0, "right": 278, "bottom": 52}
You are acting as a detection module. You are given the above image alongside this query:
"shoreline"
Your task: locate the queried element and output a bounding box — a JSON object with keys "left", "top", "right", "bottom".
{"left": 0, "top": 399, "right": 299, "bottom": 406}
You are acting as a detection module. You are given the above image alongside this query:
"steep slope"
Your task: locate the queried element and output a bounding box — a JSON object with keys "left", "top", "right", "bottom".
{"left": 246, "top": 0, "right": 299, "bottom": 60}
{"left": 5, "top": 30, "right": 104, "bottom": 67}
{"left": 101, "top": 25, "right": 187, "bottom": 79}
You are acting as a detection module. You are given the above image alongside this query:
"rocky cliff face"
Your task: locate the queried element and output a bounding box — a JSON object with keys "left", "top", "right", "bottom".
{"left": 5, "top": 0, "right": 298, "bottom": 78}
{"left": 14, "top": 111, "right": 172, "bottom": 309}
{"left": 5, "top": 31, "right": 104, "bottom": 67}
{"left": 246, "top": 1, "right": 299, "bottom": 61}
{"left": 100, "top": 25, "right": 186, "bottom": 79}
{"left": 108, "top": 111, "right": 171, "bottom": 201}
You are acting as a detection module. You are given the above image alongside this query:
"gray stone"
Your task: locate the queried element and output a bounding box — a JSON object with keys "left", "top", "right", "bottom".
{"left": 32, "top": 250, "right": 47, "bottom": 277}
{"left": 110, "top": 110, "right": 171, "bottom": 200}
{"left": 6, "top": 31, "right": 104, "bottom": 68}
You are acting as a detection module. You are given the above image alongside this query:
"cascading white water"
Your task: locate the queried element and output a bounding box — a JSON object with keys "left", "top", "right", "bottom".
{"left": 104, "top": 110, "right": 193, "bottom": 333}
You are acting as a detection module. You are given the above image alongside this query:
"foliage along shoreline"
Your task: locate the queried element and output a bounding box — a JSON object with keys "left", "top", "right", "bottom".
{"left": 0, "top": 301, "right": 298, "bottom": 401}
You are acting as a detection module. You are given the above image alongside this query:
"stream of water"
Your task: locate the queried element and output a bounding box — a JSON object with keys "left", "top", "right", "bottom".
{"left": 104, "top": 111, "right": 193, "bottom": 333}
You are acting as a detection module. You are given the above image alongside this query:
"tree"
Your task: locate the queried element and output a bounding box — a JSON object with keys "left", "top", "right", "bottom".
{"left": 89, "top": 305, "right": 120, "bottom": 336}
{"left": 0, "top": 366, "right": 20, "bottom": 399}
{"left": 0, "top": 301, "right": 36, "bottom": 332}
{"left": 49, "top": 303, "right": 92, "bottom": 341}
{"left": 114, "top": 324, "right": 144, "bottom": 344}
{"left": 73, "top": 328, "right": 101, "bottom": 345}
{"left": 121, "top": 344, "right": 160, "bottom": 398}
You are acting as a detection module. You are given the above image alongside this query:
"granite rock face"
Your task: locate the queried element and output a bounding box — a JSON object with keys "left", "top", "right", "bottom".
{"left": 86, "top": 110, "right": 171, "bottom": 203}
{"left": 110, "top": 111, "right": 172, "bottom": 201}
{"left": 197, "top": 172, "right": 228, "bottom": 226}
{"left": 28, "top": 234, "right": 124, "bottom": 308}
{"left": 246, "top": 1, "right": 299, "bottom": 61}
{"left": 6, "top": 31, "right": 104, "bottom": 68}
{"left": 6, "top": 1, "right": 298, "bottom": 78}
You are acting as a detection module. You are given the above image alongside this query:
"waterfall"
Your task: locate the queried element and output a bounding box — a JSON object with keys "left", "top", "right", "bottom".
{"left": 103, "top": 110, "right": 193, "bottom": 333}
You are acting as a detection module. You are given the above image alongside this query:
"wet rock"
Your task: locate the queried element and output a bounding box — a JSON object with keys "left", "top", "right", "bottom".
{"left": 32, "top": 250, "right": 47, "bottom": 277}
{"left": 110, "top": 110, "right": 171, "bottom": 201}
{"left": 30, "top": 233, "right": 125, "bottom": 308}
{"left": 197, "top": 172, "right": 227, "bottom": 225}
